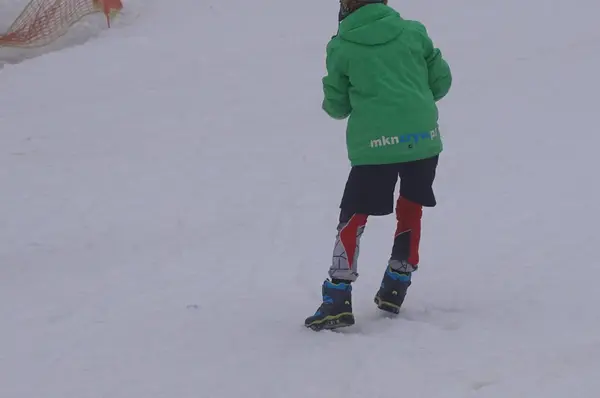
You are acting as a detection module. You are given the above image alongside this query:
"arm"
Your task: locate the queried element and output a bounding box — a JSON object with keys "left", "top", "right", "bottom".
{"left": 415, "top": 24, "right": 452, "bottom": 101}
{"left": 322, "top": 40, "right": 351, "bottom": 119}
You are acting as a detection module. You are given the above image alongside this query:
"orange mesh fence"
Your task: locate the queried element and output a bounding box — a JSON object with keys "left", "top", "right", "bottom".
{"left": 0, "top": 0, "right": 123, "bottom": 48}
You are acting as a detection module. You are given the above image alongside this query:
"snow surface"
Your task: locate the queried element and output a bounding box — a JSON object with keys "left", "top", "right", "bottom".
{"left": 1, "top": 0, "right": 600, "bottom": 397}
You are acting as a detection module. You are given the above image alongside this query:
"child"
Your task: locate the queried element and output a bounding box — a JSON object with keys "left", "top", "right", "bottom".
{"left": 305, "top": 0, "right": 452, "bottom": 331}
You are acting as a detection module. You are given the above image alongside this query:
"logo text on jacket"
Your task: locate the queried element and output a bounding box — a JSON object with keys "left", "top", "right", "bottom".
{"left": 370, "top": 128, "right": 439, "bottom": 148}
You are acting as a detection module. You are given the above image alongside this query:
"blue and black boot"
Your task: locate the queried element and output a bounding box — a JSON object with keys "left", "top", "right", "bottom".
{"left": 305, "top": 279, "right": 354, "bottom": 331}
{"left": 374, "top": 264, "right": 412, "bottom": 314}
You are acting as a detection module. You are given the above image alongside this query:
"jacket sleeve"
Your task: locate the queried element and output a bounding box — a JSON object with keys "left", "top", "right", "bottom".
{"left": 417, "top": 24, "right": 452, "bottom": 101}
{"left": 322, "top": 40, "right": 351, "bottom": 119}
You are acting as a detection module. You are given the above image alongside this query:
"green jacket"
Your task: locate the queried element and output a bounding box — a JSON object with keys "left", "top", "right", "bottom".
{"left": 322, "top": 4, "right": 452, "bottom": 166}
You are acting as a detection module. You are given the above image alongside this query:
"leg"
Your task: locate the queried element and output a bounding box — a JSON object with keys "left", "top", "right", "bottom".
{"left": 375, "top": 156, "right": 439, "bottom": 314}
{"left": 390, "top": 197, "right": 422, "bottom": 270}
{"left": 305, "top": 165, "right": 398, "bottom": 330}
{"left": 305, "top": 211, "right": 362, "bottom": 330}
{"left": 330, "top": 164, "right": 398, "bottom": 282}
{"left": 392, "top": 155, "right": 439, "bottom": 269}
{"left": 329, "top": 210, "right": 368, "bottom": 283}
{"left": 375, "top": 198, "right": 423, "bottom": 314}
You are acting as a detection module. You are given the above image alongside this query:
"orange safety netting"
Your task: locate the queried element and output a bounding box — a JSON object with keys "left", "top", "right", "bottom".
{"left": 0, "top": 0, "right": 123, "bottom": 48}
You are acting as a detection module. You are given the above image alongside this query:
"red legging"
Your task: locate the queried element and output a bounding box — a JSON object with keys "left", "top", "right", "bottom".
{"left": 338, "top": 213, "right": 368, "bottom": 272}
{"left": 394, "top": 197, "right": 423, "bottom": 266}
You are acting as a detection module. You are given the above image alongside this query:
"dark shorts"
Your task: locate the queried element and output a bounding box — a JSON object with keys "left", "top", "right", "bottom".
{"left": 340, "top": 155, "right": 439, "bottom": 217}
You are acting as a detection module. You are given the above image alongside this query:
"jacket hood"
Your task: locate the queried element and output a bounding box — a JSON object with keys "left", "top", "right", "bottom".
{"left": 338, "top": 4, "right": 404, "bottom": 46}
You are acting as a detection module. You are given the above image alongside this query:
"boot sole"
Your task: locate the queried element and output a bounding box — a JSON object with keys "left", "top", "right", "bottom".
{"left": 374, "top": 296, "right": 401, "bottom": 315}
{"left": 305, "top": 313, "right": 355, "bottom": 331}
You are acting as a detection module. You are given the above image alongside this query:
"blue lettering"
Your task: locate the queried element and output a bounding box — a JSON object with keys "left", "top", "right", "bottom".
{"left": 397, "top": 131, "right": 434, "bottom": 145}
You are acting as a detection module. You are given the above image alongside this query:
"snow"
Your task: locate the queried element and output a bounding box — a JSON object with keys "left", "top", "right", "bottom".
{"left": 1, "top": 0, "right": 600, "bottom": 397}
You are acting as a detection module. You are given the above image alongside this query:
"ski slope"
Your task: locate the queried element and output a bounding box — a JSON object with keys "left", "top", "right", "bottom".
{"left": 2, "top": 0, "right": 600, "bottom": 397}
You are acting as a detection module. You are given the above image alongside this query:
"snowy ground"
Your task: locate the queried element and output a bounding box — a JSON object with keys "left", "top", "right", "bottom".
{"left": 1, "top": 0, "right": 600, "bottom": 397}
